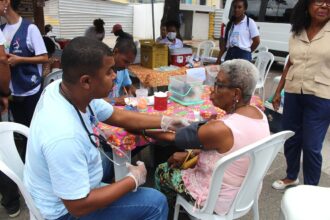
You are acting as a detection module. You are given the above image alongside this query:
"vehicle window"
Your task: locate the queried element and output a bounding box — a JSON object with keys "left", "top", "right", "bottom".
{"left": 246, "top": 0, "right": 262, "bottom": 21}
{"left": 264, "top": 0, "right": 298, "bottom": 23}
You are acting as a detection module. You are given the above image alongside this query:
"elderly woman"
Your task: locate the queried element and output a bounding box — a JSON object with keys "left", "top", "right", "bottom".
{"left": 144, "top": 59, "right": 270, "bottom": 215}
{"left": 272, "top": 0, "right": 330, "bottom": 189}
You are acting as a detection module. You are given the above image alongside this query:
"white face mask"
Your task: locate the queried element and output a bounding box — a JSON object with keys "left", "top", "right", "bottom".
{"left": 167, "top": 32, "right": 177, "bottom": 40}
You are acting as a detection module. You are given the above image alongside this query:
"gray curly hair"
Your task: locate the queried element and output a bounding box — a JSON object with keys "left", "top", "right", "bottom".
{"left": 220, "top": 59, "right": 259, "bottom": 103}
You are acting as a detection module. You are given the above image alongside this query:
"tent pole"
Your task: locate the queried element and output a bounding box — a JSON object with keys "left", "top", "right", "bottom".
{"left": 151, "top": 0, "right": 155, "bottom": 41}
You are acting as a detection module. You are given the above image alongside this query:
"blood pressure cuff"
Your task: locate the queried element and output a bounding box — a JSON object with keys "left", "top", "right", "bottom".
{"left": 174, "top": 121, "right": 207, "bottom": 149}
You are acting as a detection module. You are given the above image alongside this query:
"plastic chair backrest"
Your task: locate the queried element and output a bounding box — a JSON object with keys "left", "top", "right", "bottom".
{"left": 255, "top": 51, "right": 275, "bottom": 88}
{"left": 252, "top": 45, "right": 268, "bottom": 60}
{"left": 43, "top": 69, "right": 63, "bottom": 89}
{"left": 175, "top": 131, "right": 294, "bottom": 220}
{"left": 197, "top": 40, "right": 215, "bottom": 58}
{"left": 0, "top": 122, "right": 44, "bottom": 220}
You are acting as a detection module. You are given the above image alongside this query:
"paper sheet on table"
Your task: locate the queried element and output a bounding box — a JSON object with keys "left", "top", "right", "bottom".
{"left": 186, "top": 67, "right": 206, "bottom": 81}
{"left": 125, "top": 96, "right": 155, "bottom": 106}
{"left": 124, "top": 95, "right": 170, "bottom": 106}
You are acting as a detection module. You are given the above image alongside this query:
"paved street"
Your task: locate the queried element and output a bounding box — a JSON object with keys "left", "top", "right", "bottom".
{"left": 1, "top": 63, "right": 330, "bottom": 220}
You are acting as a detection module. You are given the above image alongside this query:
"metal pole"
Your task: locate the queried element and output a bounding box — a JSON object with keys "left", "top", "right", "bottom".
{"left": 151, "top": 0, "right": 155, "bottom": 41}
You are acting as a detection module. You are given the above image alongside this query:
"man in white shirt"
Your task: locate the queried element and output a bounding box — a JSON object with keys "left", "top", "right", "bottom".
{"left": 24, "top": 37, "right": 189, "bottom": 220}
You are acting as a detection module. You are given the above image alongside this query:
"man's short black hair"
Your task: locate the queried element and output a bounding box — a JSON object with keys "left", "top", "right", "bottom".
{"left": 11, "top": 0, "right": 21, "bottom": 11}
{"left": 61, "top": 37, "right": 113, "bottom": 84}
{"left": 114, "top": 38, "right": 137, "bottom": 56}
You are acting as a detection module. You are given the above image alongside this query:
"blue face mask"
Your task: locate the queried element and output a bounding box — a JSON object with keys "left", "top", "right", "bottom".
{"left": 167, "top": 32, "right": 177, "bottom": 40}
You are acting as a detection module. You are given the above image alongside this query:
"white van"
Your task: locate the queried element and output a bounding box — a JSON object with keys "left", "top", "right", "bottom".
{"left": 221, "top": 0, "right": 298, "bottom": 62}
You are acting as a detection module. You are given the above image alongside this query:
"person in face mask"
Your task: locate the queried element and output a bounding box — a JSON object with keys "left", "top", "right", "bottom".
{"left": 158, "top": 21, "right": 183, "bottom": 49}
{"left": 105, "top": 39, "right": 137, "bottom": 106}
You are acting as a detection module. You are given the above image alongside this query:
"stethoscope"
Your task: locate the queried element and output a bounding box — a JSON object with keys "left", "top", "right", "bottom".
{"left": 59, "top": 83, "right": 130, "bottom": 166}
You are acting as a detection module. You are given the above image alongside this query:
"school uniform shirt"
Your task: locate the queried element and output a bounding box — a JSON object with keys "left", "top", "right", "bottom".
{"left": 108, "top": 69, "right": 132, "bottom": 98}
{"left": 285, "top": 20, "right": 330, "bottom": 100}
{"left": 159, "top": 37, "right": 183, "bottom": 49}
{"left": 226, "top": 16, "right": 259, "bottom": 52}
{"left": 2, "top": 17, "right": 47, "bottom": 96}
{"left": 0, "top": 30, "right": 5, "bottom": 45}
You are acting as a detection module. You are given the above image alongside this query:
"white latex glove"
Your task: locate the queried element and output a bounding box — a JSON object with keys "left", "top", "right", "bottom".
{"left": 161, "top": 115, "right": 191, "bottom": 132}
{"left": 126, "top": 161, "right": 147, "bottom": 191}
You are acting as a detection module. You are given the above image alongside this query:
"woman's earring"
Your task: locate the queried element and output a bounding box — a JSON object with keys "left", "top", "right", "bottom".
{"left": 4, "top": 7, "right": 7, "bottom": 14}
{"left": 230, "top": 98, "right": 238, "bottom": 113}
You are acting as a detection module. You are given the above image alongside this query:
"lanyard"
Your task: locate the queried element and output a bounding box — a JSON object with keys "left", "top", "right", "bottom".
{"left": 58, "top": 83, "right": 129, "bottom": 166}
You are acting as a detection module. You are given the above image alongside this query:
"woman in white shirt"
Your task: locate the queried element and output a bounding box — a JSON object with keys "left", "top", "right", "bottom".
{"left": 216, "top": 0, "right": 260, "bottom": 64}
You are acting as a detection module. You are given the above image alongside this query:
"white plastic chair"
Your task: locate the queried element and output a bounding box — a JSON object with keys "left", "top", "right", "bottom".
{"left": 197, "top": 40, "right": 216, "bottom": 60}
{"left": 252, "top": 45, "right": 268, "bottom": 61}
{"left": 254, "top": 51, "right": 275, "bottom": 102}
{"left": 173, "top": 131, "right": 294, "bottom": 220}
{"left": 269, "top": 54, "right": 289, "bottom": 98}
{"left": 0, "top": 122, "right": 44, "bottom": 220}
{"left": 280, "top": 185, "right": 330, "bottom": 220}
{"left": 43, "top": 69, "right": 63, "bottom": 89}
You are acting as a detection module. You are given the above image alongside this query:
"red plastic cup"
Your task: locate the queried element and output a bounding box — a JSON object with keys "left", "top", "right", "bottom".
{"left": 154, "top": 96, "right": 168, "bottom": 111}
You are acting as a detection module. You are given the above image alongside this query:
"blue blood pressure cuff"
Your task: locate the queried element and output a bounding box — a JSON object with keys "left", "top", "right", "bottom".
{"left": 174, "top": 121, "right": 207, "bottom": 149}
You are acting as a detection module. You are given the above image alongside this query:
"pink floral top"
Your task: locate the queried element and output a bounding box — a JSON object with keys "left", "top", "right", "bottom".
{"left": 181, "top": 108, "right": 270, "bottom": 215}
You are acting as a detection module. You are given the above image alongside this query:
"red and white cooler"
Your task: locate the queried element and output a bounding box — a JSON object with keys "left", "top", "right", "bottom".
{"left": 170, "top": 48, "right": 193, "bottom": 67}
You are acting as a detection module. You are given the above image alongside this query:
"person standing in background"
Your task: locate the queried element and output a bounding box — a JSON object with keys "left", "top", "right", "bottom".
{"left": 85, "top": 18, "right": 106, "bottom": 42}
{"left": 156, "top": 24, "right": 167, "bottom": 43}
{"left": 272, "top": 0, "right": 330, "bottom": 189}
{"left": 0, "top": 0, "right": 48, "bottom": 127}
{"left": 0, "top": 28, "right": 21, "bottom": 218}
{"left": 111, "top": 23, "right": 133, "bottom": 42}
{"left": 216, "top": 0, "right": 260, "bottom": 64}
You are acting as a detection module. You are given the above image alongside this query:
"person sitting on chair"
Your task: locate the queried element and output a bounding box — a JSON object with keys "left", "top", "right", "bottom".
{"left": 158, "top": 21, "right": 183, "bottom": 49}
{"left": 42, "top": 36, "right": 61, "bottom": 77}
{"left": 156, "top": 23, "right": 167, "bottom": 43}
{"left": 84, "top": 18, "right": 105, "bottom": 42}
{"left": 23, "top": 37, "right": 191, "bottom": 220}
{"left": 144, "top": 59, "right": 270, "bottom": 215}
{"left": 105, "top": 39, "right": 137, "bottom": 106}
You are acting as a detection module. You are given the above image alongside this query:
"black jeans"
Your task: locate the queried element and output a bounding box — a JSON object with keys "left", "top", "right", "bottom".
{"left": 9, "top": 87, "right": 42, "bottom": 127}
{"left": 0, "top": 172, "right": 20, "bottom": 213}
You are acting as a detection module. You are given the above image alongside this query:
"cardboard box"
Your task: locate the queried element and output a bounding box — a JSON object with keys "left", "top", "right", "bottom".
{"left": 140, "top": 41, "right": 168, "bottom": 69}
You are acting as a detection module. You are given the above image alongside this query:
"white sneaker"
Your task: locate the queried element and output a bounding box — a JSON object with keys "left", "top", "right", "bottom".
{"left": 272, "top": 179, "right": 299, "bottom": 190}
